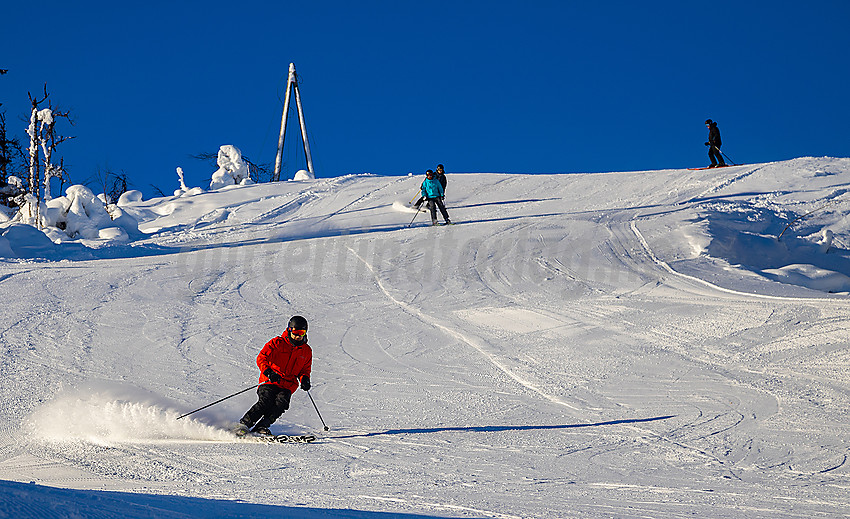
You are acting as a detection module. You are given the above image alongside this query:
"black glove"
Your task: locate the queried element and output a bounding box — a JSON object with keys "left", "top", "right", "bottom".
{"left": 263, "top": 368, "right": 281, "bottom": 383}
{"left": 705, "top": 142, "right": 710, "bottom": 146}
{"left": 300, "top": 376, "right": 311, "bottom": 391}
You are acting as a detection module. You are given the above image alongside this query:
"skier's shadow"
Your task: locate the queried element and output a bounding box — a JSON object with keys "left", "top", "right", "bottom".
{"left": 333, "top": 415, "right": 675, "bottom": 439}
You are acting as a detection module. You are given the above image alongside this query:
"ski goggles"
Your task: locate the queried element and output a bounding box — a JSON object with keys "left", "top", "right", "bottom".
{"left": 288, "top": 328, "right": 307, "bottom": 338}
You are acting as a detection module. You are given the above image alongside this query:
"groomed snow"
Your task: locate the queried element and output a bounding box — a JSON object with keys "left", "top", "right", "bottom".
{"left": 1, "top": 157, "right": 849, "bottom": 518}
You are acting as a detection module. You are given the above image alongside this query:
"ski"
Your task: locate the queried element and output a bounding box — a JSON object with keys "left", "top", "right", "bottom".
{"left": 273, "top": 434, "right": 317, "bottom": 443}
{"left": 243, "top": 433, "right": 317, "bottom": 443}
{"left": 687, "top": 164, "right": 740, "bottom": 171}
{"left": 231, "top": 425, "right": 317, "bottom": 443}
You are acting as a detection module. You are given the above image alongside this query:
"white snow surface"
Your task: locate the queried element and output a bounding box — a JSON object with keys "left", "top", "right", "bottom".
{"left": 1, "top": 157, "right": 850, "bottom": 518}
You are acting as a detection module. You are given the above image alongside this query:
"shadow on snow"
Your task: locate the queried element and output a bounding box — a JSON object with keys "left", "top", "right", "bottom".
{"left": 0, "top": 479, "right": 444, "bottom": 519}
{"left": 333, "top": 415, "right": 676, "bottom": 439}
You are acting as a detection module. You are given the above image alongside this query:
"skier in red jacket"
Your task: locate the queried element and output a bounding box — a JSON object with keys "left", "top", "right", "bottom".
{"left": 236, "top": 315, "right": 313, "bottom": 436}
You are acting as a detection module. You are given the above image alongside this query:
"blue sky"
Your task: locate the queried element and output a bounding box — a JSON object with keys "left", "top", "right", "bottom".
{"left": 2, "top": 1, "right": 848, "bottom": 198}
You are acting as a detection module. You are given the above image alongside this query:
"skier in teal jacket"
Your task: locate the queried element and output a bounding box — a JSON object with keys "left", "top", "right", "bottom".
{"left": 420, "top": 170, "right": 451, "bottom": 225}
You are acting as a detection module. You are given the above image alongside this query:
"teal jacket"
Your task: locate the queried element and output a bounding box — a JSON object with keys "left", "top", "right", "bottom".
{"left": 421, "top": 177, "right": 445, "bottom": 199}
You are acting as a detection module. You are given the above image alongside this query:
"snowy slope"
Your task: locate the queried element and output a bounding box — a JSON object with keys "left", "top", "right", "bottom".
{"left": 1, "top": 158, "right": 849, "bottom": 518}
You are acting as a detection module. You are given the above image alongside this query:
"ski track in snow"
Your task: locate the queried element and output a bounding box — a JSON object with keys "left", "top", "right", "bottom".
{"left": 345, "top": 245, "right": 585, "bottom": 412}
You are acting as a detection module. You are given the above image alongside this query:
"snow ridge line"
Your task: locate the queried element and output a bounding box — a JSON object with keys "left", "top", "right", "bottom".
{"left": 628, "top": 219, "right": 835, "bottom": 302}
{"left": 345, "top": 245, "right": 581, "bottom": 411}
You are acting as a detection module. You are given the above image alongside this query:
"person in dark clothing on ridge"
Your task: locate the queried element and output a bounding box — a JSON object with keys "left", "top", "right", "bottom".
{"left": 704, "top": 119, "right": 726, "bottom": 168}
{"left": 235, "top": 315, "right": 313, "bottom": 436}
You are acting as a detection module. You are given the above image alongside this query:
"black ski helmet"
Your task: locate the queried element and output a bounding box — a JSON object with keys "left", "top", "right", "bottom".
{"left": 705, "top": 119, "right": 713, "bottom": 125}
{"left": 288, "top": 315, "right": 308, "bottom": 331}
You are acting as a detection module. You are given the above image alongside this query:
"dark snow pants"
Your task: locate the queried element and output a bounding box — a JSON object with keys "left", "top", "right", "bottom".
{"left": 240, "top": 384, "right": 292, "bottom": 430}
{"left": 426, "top": 197, "right": 450, "bottom": 224}
{"left": 709, "top": 145, "right": 725, "bottom": 166}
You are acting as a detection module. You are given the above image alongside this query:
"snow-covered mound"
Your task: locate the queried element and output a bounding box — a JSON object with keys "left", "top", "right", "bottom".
{"left": 293, "top": 168, "right": 315, "bottom": 181}
{"left": 0, "top": 184, "right": 143, "bottom": 258}
{"left": 0, "top": 223, "right": 59, "bottom": 259}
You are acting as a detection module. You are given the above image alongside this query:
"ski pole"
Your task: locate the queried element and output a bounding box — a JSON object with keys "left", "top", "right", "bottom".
{"left": 720, "top": 149, "right": 737, "bottom": 165}
{"left": 176, "top": 383, "right": 261, "bottom": 420}
{"left": 410, "top": 181, "right": 425, "bottom": 204}
{"left": 306, "top": 390, "right": 330, "bottom": 431}
{"left": 407, "top": 206, "right": 420, "bottom": 228}
{"left": 712, "top": 145, "right": 737, "bottom": 166}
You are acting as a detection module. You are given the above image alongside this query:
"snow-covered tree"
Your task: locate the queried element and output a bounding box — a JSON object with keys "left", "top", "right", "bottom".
{"left": 192, "top": 149, "right": 272, "bottom": 185}
{"left": 0, "top": 111, "right": 10, "bottom": 187}
{"left": 173, "top": 167, "right": 202, "bottom": 197}
{"left": 209, "top": 145, "right": 254, "bottom": 190}
{"left": 0, "top": 110, "right": 26, "bottom": 207}
{"left": 25, "top": 86, "right": 73, "bottom": 227}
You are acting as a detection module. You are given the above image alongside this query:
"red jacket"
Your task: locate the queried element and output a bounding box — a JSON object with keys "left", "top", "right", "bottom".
{"left": 256, "top": 334, "right": 312, "bottom": 393}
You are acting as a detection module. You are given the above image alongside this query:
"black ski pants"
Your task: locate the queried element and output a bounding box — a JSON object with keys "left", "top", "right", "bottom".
{"left": 709, "top": 145, "right": 725, "bottom": 166}
{"left": 241, "top": 384, "right": 292, "bottom": 430}
{"left": 426, "top": 197, "right": 450, "bottom": 224}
